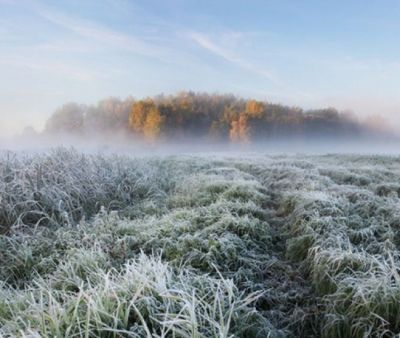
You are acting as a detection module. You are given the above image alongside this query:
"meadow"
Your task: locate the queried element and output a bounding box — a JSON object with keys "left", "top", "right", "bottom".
{"left": 1, "top": 148, "right": 400, "bottom": 337}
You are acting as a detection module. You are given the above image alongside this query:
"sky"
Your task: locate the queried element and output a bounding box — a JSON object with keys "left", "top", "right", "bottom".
{"left": 1, "top": 0, "right": 400, "bottom": 136}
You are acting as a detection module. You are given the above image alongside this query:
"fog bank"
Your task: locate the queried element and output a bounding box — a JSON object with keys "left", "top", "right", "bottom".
{"left": 2, "top": 132, "right": 400, "bottom": 156}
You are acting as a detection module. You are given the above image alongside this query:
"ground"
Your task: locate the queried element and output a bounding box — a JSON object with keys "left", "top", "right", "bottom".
{"left": 1, "top": 149, "right": 400, "bottom": 337}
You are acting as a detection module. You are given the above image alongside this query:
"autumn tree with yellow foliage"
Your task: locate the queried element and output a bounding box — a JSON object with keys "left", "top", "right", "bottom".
{"left": 229, "top": 100, "right": 265, "bottom": 143}
{"left": 129, "top": 99, "right": 165, "bottom": 141}
{"left": 245, "top": 100, "right": 264, "bottom": 118}
{"left": 230, "top": 113, "right": 249, "bottom": 143}
{"left": 143, "top": 107, "right": 164, "bottom": 140}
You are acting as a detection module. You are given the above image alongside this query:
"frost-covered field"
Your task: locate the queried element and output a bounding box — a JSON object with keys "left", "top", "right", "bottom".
{"left": 1, "top": 149, "right": 400, "bottom": 337}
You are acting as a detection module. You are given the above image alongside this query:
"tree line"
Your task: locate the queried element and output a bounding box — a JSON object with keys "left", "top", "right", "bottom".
{"left": 44, "top": 91, "right": 368, "bottom": 143}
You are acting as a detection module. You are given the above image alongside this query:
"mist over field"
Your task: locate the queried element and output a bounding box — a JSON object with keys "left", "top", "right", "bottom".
{"left": 3, "top": 134, "right": 400, "bottom": 156}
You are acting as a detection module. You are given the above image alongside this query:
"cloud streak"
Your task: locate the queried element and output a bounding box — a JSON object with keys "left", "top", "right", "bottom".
{"left": 37, "top": 9, "right": 171, "bottom": 62}
{"left": 185, "top": 31, "right": 282, "bottom": 85}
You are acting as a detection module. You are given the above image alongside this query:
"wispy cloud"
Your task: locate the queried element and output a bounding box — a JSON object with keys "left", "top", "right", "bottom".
{"left": 37, "top": 9, "right": 170, "bottom": 61}
{"left": 185, "top": 31, "right": 281, "bottom": 85}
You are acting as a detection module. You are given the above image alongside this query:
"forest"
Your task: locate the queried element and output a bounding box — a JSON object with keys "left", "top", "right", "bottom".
{"left": 42, "top": 92, "right": 374, "bottom": 143}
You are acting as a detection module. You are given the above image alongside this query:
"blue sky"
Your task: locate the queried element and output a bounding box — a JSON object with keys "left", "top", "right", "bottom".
{"left": 1, "top": 0, "right": 400, "bottom": 135}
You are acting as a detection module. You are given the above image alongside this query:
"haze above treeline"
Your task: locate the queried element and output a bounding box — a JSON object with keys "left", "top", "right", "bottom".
{"left": 18, "top": 91, "right": 389, "bottom": 145}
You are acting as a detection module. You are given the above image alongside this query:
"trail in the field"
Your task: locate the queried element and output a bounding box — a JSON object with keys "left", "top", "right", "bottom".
{"left": 234, "top": 162, "right": 321, "bottom": 337}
